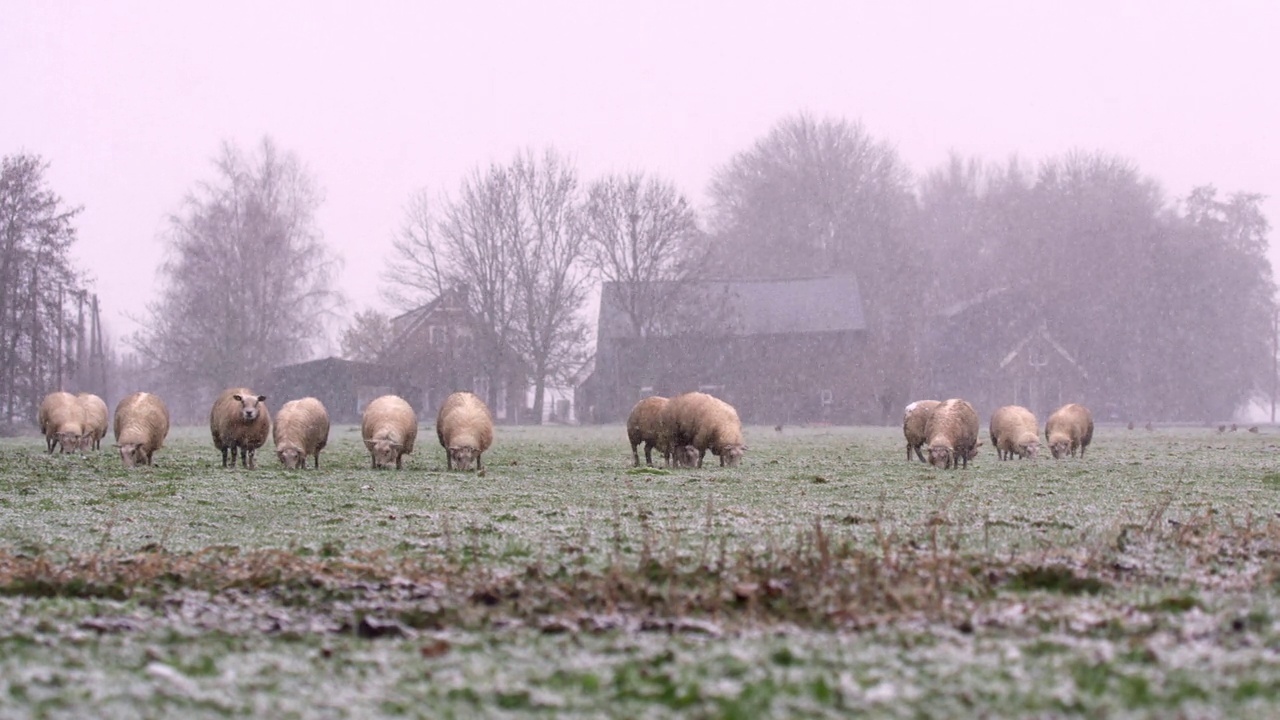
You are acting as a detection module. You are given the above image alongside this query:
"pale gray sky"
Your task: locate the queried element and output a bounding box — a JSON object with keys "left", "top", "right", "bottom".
{"left": 4, "top": 0, "right": 1277, "bottom": 348}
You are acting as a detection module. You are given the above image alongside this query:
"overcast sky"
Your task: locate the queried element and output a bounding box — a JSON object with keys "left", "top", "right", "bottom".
{"left": 4, "top": 0, "right": 1278, "bottom": 349}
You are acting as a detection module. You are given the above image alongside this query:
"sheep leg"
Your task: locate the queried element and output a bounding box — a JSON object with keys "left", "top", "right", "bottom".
{"left": 631, "top": 444, "right": 640, "bottom": 467}
{"left": 643, "top": 442, "right": 655, "bottom": 467}
{"left": 313, "top": 453, "right": 320, "bottom": 470}
{"left": 246, "top": 448, "right": 256, "bottom": 470}
{"left": 476, "top": 453, "right": 484, "bottom": 471}
{"left": 395, "top": 453, "right": 403, "bottom": 470}
{"left": 697, "top": 449, "right": 706, "bottom": 468}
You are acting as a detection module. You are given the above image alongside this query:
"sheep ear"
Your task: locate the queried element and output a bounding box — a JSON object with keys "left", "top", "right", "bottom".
{"left": 257, "top": 395, "right": 266, "bottom": 402}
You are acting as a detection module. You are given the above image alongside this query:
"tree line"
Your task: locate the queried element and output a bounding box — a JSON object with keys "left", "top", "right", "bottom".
{"left": 7, "top": 113, "right": 1273, "bottom": 425}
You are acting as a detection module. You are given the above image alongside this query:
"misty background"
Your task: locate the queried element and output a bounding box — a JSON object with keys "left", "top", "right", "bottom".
{"left": 3, "top": 1, "right": 1278, "bottom": 426}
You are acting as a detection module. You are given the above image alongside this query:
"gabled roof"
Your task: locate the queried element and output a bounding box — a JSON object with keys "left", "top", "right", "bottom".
{"left": 598, "top": 275, "right": 865, "bottom": 339}
{"left": 998, "top": 325, "right": 1089, "bottom": 379}
{"left": 383, "top": 286, "right": 470, "bottom": 359}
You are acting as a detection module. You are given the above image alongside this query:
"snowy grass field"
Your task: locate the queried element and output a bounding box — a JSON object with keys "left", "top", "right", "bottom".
{"left": 1, "top": 423, "right": 1279, "bottom": 717}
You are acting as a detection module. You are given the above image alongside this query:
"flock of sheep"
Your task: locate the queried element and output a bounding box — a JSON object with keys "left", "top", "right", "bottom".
{"left": 33, "top": 385, "right": 1094, "bottom": 472}
{"left": 903, "top": 398, "right": 1095, "bottom": 469}
{"left": 34, "top": 388, "right": 495, "bottom": 472}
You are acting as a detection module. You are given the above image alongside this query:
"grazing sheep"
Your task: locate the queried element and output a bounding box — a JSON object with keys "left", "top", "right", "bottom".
{"left": 362, "top": 395, "right": 418, "bottom": 470}
{"left": 626, "top": 396, "right": 671, "bottom": 467}
{"left": 76, "top": 393, "right": 109, "bottom": 451}
{"left": 1045, "top": 403, "right": 1094, "bottom": 459}
{"left": 903, "top": 400, "right": 941, "bottom": 462}
{"left": 209, "top": 388, "right": 271, "bottom": 469}
{"left": 924, "top": 398, "right": 980, "bottom": 470}
{"left": 989, "top": 405, "right": 1041, "bottom": 460}
{"left": 113, "top": 392, "right": 170, "bottom": 468}
{"left": 37, "top": 391, "right": 86, "bottom": 453}
{"left": 273, "top": 397, "right": 330, "bottom": 469}
{"left": 663, "top": 391, "right": 746, "bottom": 468}
{"left": 436, "top": 391, "right": 493, "bottom": 471}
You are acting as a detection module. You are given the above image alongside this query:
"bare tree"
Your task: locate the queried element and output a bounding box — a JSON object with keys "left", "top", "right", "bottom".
{"left": 506, "top": 150, "right": 591, "bottom": 421}
{"left": 708, "top": 114, "right": 919, "bottom": 422}
{"left": 384, "top": 150, "right": 591, "bottom": 422}
{"left": 581, "top": 172, "right": 707, "bottom": 337}
{"left": 339, "top": 309, "right": 392, "bottom": 363}
{"left": 0, "top": 154, "right": 86, "bottom": 423}
{"left": 132, "top": 138, "right": 342, "bottom": 417}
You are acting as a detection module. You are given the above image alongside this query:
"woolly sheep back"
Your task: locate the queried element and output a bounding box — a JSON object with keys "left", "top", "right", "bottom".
{"left": 76, "top": 393, "right": 109, "bottom": 451}
{"left": 924, "top": 398, "right": 980, "bottom": 470}
{"left": 903, "top": 400, "right": 941, "bottom": 462}
{"left": 989, "top": 405, "right": 1040, "bottom": 460}
{"left": 663, "top": 392, "right": 746, "bottom": 468}
{"left": 362, "top": 395, "right": 418, "bottom": 470}
{"left": 626, "top": 396, "right": 671, "bottom": 467}
{"left": 273, "top": 397, "right": 330, "bottom": 469}
{"left": 38, "top": 391, "right": 86, "bottom": 454}
{"left": 113, "top": 392, "right": 170, "bottom": 468}
{"left": 436, "top": 391, "right": 493, "bottom": 471}
{"left": 1045, "top": 403, "right": 1094, "bottom": 459}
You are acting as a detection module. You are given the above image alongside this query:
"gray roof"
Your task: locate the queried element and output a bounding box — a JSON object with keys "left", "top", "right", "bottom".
{"left": 599, "top": 275, "right": 865, "bottom": 339}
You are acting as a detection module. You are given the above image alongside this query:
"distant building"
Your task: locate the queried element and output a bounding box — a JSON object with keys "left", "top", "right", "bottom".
{"left": 577, "top": 275, "right": 871, "bottom": 424}
{"left": 262, "top": 357, "right": 420, "bottom": 424}
{"left": 378, "top": 286, "right": 528, "bottom": 422}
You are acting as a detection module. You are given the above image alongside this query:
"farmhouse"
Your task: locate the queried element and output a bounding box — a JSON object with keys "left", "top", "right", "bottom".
{"left": 577, "top": 275, "right": 872, "bottom": 424}
{"left": 377, "top": 286, "right": 528, "bottom": 423}
{"left": 262, "top": 357, "right": 420, "bottom": 424}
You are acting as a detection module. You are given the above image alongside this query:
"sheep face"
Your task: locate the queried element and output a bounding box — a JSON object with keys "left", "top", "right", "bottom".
{"left": 1049, "top": 439, "right": 1071, "bottom": 459}
{"left": 718, "top": 443, "right": 746, "bottom": 467}
{"left": 370, "top": 440, "right": 402, "bottom": 469}
{"left": 277, "top": 446, "right": 306, "bottom": 470}
{"left": 57, "top": 431, "right": 86, "bottom": 453}
{"left": 118, "top": 443, "right": 147, "bottom": 468}
{"left": 448, "top": 445, "right": 479, "bottom": 471}
{"left": 232, "top": 394, "right": 267, "bottom": 421}
{"left": 928, "top": 445, "right": 954, "bottom": 469}
{"left": 1019, "top": 440, "right": 1040, "bottom": 459}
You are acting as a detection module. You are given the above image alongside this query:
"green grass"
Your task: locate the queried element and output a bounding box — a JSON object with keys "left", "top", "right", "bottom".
{"left": 0, "top": 423, "right": 1279, "bottom": 717}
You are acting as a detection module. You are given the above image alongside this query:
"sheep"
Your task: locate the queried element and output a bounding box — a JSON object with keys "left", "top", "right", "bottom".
{"left": 662, "top": 391, "right": 746, "bottom": 468}
{"left": 989, "top": 405, "right": 1041, "bottom": 460}
{"left": 626, "top": 396, "right": 671, "bottom": 467}
{"left": 903, "top": 399, "right": 941, "bottom": 462}
{"left": 37, "top": 391, "right": 87, "bottom": 453}
{"left": 273, "top": 397, "right": 330, "bottom": 469}
{"left": 362, "top": 394, "right": 418, "bottom": 470}
{"left": 76, "top": 393, "right": 109, "bottom": 451}
{"left": 209, "top": 387, "right": 271, "bottom": 469}
{"left": 1045, "top": 403, "right": 1094, "bottom": 459}
{"left": 436, "top": 391, "right": 493, "bottom": 471}
{"left": 924, "top": 398, "right": 980, "bottom": 469}
{"left": 113, "top": 392, "right": 170, "bottom": 468}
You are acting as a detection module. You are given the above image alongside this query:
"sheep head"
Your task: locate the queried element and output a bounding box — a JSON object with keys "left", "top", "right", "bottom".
{"left": 448, "top": 445, "right": 479, "bottom": 471}
{"left": 718, "top": 443, "right": 746, "bottom": 467}
{"left": 671, "top": 445, "right": 699, "bottom": 468}
{"left": 57, "top": 431, "right": 85, "bottom": 453}
{"left": 928, "top": 444, "right": 954, "bottom": 469}
{"left": 277, "top": 446, "right": 306, "bottom": 470}
{"left": 118, "top": 443, "right": 146, "bottom": 468}
{"left": 370, "top": 439, "right": 402, "bottom": 469}
{"left": 1049, "top": 439, "right": 1071, "bottom": 459}
{"left": 232, "top": 394, "right": 267, "bottom": 421}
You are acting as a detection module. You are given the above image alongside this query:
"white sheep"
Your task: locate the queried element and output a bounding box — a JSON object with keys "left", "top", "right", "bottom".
{"left": 210, "top": 388, "right": 271, "bottom": 469}
{"left": 436, "top": 391, "right": 493, "bottom": 471}
{"left": 76, "top": 392, "right": 109, "bottom": 451}
{"left": 662, "top": 392, "right": 746, "bottom": 468}
{"left": 903, "top": 399, "right": 941, "bottom": 462}
{"left": 37, "top": 391, "right": 86, "bottom": 454}
{"left": 273, "top": 397, "right": 330, "bottom": 469}
{"left": 113, "top": 392, "right": 170, "bottom": 468}
{"left": 924, "top": 398, "right": 980, "bottom": 469}
{"left": 1045, "top": 403, "right": 1094, "bottom": 459}
{"left": 989, "top": 405, "right": 1040, "bottom": 460}
{"left": 362, "top": 394, "right": 418, "bottom": 470}
{"left": 626, "top": 396, "right": 670, "bottom": 467}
